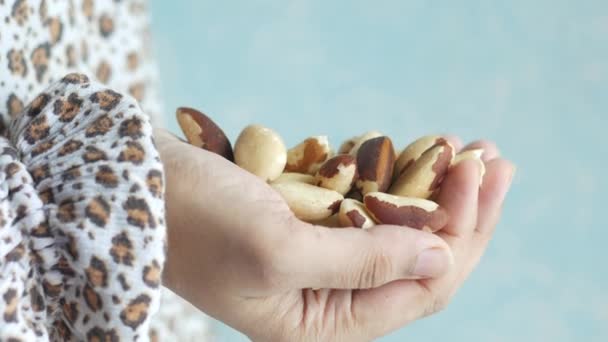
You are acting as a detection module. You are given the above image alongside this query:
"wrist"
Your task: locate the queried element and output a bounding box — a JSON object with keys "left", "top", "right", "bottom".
{"left": 154, "top": 127, "right": 185, "bottom": 290}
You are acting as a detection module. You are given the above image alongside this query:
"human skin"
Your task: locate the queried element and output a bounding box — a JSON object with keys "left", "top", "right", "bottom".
{"left": 154, "top": 128, "right": 515, "bottom": 342}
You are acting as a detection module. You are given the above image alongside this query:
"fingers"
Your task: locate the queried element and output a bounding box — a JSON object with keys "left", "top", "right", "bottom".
{"left": 351, "top": 279, "right": 430, "bottom": 338}
{"left": 393, "top": 159, "right": 482, "bottom": 317}
{"left": 462, "top": 140, "right": 500, "bottom": 161}
{"left": 353, "top": 259, "right": 470, "bottom": 338}
{"left": 442, "top": 134, "right": 464, "bottom": 151}
{"left": 279, "top": 223, "right": 454, "bottom": 290}
{"left": 348, "top": 159, "right": 487, "bottom": 337}
{"left": 351, "top": 143, "right": 513, "bottom": 340}
{"left": 459, "top": 159, "right": 515, "bottom": 277}
{"left": 476, "top": 159, "right": 515, "bottom": 235}
{"left": 435, "top": 160, "right": 481, "bottom": 241}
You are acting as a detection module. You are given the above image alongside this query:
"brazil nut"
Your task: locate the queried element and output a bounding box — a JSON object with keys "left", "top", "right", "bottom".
{"left": 393, "top": 135, "right": 445, "bottom": 181}
{"left": 234, "top": 125, "right": 287, "bottom": 182}
{"left": 348, "top": 130, "right": 383, "bottom": 156}
{"left": 389, "top": 140, "right": 454, "bottom": 199}
{"left": 272, "top": 172, "right": 317, "bottom": 185}
{"left": 363, "top": 192, "right": 448, "bottom": 232}
{"left": 315, "top": 154, "right": 358, "bottom": 195}
{"left": 271, "top": 182, "right": 343, "bottom": 221}
{"left": 338, "top": 199, "right": 375, "bottom": 229}
{"left": 355, "top": 136, "right": 395, "bottom": 195}
{"left": 285, "top": 136, "right": 331, "bottom": 174}
{"left": 176, "top": 107, "right": 234, "bottom": 161}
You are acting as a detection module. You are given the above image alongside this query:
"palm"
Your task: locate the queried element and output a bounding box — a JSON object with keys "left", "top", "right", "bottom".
{"left": 163, "top": 142, "right": 365, "bottom": 339}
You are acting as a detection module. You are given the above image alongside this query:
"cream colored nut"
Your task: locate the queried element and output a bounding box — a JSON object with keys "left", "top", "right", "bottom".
{"left": 272, "top": 172, "right": 317, "bottom": 185}
{"left": 338, "top": 136, "right": 358, "bottom": 154}
{"left": 389, "top": 140, "right": 454, "bottom": 199}
{"left": 452, "top": 149, "right": 486, "bottom": 184}
{"left": 271, "top": 182, "right": 343, "bottom": 221}
{"left": 338, "top": 199, "right": 375, "bottom": 229}
{"left": 327, "top": 148, "right": 337, "bottom": 159}
{"left": 349, "top": 130, "right": 383, "bottom": 156}
{"left": 176, "top": 107, "right": 234, "bottom": 161}
{"left": 234, "top": 125, "right": 287, "bottom": 182}
{"left": 393, "top": 148, "right": 402, "bottom": 161}
{"left": 309, "top": 214, "right": 341, "bottom": 228}
{"left": 355, "top": 136, "right": 395, "bottom": 195}
{"left": 285, "top": 136, "right": 331, "bottom": 174}
{"left": 363, "top": 192, "right": 448, "bottom": 232}
{"left": 393, "top": 135, "right": 444, "bottom": 181}
{"left": 315, "top": 155, "right": 358, "bottom": 195}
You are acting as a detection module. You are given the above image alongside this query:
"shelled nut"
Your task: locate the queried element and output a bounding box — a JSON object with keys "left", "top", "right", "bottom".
{"left": 272, "top": 172, "right": 317, "bottom": 185}
{"left": 389, "top": 140, "right": 454, "bottom": 199}
{"left": 393, "top": 135, "right": 444, "bottom": 181}
{"left": 315, "top": 154, "right": 358, "bottom": 195}
{"left": 338, "top": 199, "right": 375, "bottom": 229}
{"left": 285, "top": 136, "right": 331, "bottom": 175}
{"left": 176, "top": 107, "right": 234, "bottom": 161}
{"left": 363, "top": 192, "right": 448, "bottom": 232}
{"left": 234, "top": 125, "right": 287, "bottom": 182}
{"left": 271, "top": 182, "right": 343, "bottom": 221}
{"left": 355, "top": 136, "right": 395, "bottom": 195}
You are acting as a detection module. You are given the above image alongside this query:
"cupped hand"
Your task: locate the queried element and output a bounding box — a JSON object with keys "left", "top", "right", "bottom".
{"left": 155, "top": 129, "right": 514, "bottom": 342}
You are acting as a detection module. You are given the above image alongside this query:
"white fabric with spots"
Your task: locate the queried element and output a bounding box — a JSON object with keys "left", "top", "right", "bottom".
{"left": 1, "top": 0, "right": 213, "bottom": 341}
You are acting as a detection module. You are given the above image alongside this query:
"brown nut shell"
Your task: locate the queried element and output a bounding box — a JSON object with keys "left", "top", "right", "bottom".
{"left": 349, "top": 130, "right": 383, "bottom": 156}
{"left": 338, "top": 199, "right": 375, "bottom": 229}
{"left": 315, "top": 154, "right": 358, "bottom": 195}
{"left": 355, "top": 136, "right": 395, "bottom": 195}
{"left": 363, "top": 192, "right": 448, "bottom": 232}
{"left": 234, "top": 125, "right": 287, "bottom": 182}
{"left": 271, "top": 182, "right": 343, "bottom": 221}
{"left": 345, "top": 189, "right": 363, "bottom": 202}
{"left": 176, "top": 107, "right": 234, "bottom": 161}
{"left": 393, "top": 135, "right": 444, "bottom": 181}
{"left": 389, "top": 140, "right": 454, "bottom": 199}
{"left": 285, "top": 136, "right": 331, "bottom": 174}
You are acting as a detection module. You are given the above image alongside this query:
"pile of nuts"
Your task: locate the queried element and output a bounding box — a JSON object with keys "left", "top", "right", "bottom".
{"left": 176, "top": 107, "right": 485, "bottom": 232}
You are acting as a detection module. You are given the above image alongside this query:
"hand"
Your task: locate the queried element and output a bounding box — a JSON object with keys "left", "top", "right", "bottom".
{"left": 154, "top": 128, "right": 514, "bottom": 342}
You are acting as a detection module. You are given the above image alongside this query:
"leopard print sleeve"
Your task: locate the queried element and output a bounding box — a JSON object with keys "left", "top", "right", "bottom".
{"left": 0, "top": 0, "right": 164, "bottom": 132}
{"left": 1, "top": 1, "right": 215, "bottom": 340}
{"left": 0, "top": 72, "right": 166, "bottom": 341}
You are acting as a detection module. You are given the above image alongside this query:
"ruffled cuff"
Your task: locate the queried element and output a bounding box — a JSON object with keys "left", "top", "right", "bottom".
{"left": 0, "top": 73, "right": 166, "bottom": 341}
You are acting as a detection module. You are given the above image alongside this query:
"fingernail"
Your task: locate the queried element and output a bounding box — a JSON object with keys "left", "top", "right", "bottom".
{"left": 413, "top": 248, "right": 454, "bottom": 278}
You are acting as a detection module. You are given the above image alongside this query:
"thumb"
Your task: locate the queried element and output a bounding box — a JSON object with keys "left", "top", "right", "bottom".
{"left": 281, "top": 222, "right": 454, "bottom": 290}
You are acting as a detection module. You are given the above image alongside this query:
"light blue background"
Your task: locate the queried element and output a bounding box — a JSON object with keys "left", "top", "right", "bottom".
{"left": 149, "top": 1, "right": 607, "bottom": 341}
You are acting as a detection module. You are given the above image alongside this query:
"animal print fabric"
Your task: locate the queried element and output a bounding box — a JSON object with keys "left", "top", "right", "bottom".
{"left": 1, "top": 1, "right": 214, "bottom": 341}
{"left": 0, "top": 0, "right": 163, "bottom": 130}
{"left": 1, "top": 73, "right": 165, "bottom": 341}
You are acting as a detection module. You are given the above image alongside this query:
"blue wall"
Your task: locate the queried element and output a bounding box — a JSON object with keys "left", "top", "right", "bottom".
{"left": 149, "top": 1, "right": 607, "bottom": 341}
